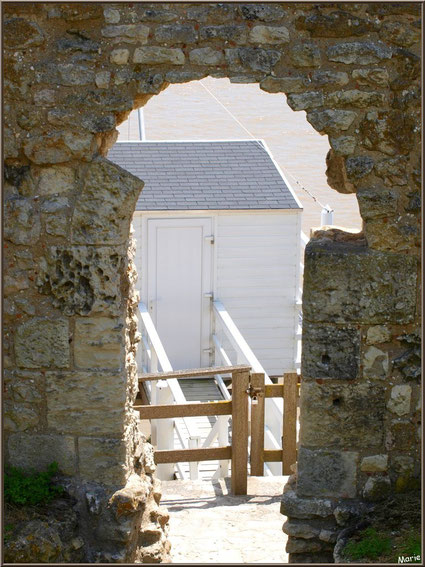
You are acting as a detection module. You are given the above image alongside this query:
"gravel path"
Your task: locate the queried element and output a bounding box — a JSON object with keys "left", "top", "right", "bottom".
{"left": 161, "top": 476, "right": 289, "bottom": 564}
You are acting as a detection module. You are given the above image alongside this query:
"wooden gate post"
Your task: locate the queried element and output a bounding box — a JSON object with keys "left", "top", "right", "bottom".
{"left": 250, "top": 372, "right": 265, "bottom": 476}
{"left": 231, "top": 368, "right": 249, "bottom": 495}
{"left": 282, "top": 372, "right": 298, "bottom": 475}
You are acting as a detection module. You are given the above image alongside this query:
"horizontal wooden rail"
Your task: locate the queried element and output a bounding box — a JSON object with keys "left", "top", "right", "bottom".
{"left": 134, "top": 400, "right": 232, "bottom": 419}
{"left": 265, "top": 384, "right": 284, "bottom": 398}
{"left": 154, "top": 446, "right": 232, "bottom": 464}
{"left": 139, "top": 364, "right": 250, "bottom": 382}
{"left": 264, "top": 449, "right": 283, "bottom": 462}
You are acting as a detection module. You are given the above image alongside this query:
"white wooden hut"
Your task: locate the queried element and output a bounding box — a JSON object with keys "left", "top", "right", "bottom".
{"left": 108, "top": 140, "right": 303, "bottom": 378}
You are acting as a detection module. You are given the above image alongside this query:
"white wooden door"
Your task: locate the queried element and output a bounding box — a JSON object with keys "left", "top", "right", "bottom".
{"left": 147, "top": 218, "right": 213, "bottom": 370}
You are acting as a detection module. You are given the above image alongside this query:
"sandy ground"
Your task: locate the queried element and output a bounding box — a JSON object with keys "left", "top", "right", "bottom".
{"left": 160, "top": 476, "right": 289, "bottom": 564}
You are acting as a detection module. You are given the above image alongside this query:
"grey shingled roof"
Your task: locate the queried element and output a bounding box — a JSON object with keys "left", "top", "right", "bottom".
{"left": 107, "top": 140, "right": 301, "bottom": 211}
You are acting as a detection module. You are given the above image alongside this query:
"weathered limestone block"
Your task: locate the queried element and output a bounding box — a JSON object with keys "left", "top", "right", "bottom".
{"left": 290, "top": 42, "right": 321, "bottom": 67}
{"left": 15, "top": 318, "right": 69, "bottom": 369}
{"left": 362, "top": 346, "right": 389, "bottom": 379}
{"left": 104, "top": 7, "right": 120, "bottom": 24}
{"left": 295, "top": 10, "right": 376, "bottom": 38}
{"left": 280, "top": 487, "right": 335, "bottom": 520}
{"left": 360, "top": 110, "right": 415, "bottom": 156}
{"left": 56, "top": 64, "right": 95, "bottom": 86}
{"left": 363, "top": 476, "right": 391, "bottom": 501}
{"left": 357, "top": 187, "right": 398, "bottom": 220}
{"left": 34, "top": 165, "right": 76, "bottom": 195}
{"left": 326, "top": 89, "right": 385, "bottom": 108}
{"left": 78, "top": 437, "right": 129, "bottom": 486}
{"left": 366, "top": 325, "right": 392, "bottom": 345}
{"left": 374, "top": 156, "right": 408, "bottom": 186}
{"left": 74, "top": 318, "right": 125, "bottom": 370}
{"left": 387, "top": 385, "right": 412, "bottom": 416}
{"left": 165, "top": 69, "right": 206, "bottom": 83}
{"left": 303, "top": 236, "right": 417, "bottom": 324}
{"left": 139, "top": 6, "right": 178, "bottom": 22}
{"left": 239, "top": 4, "right": 286, "bottom": 22}
{"left": 37, "top": 245, "right": 125, "bottom": 316}
{"left": 393, "top": 332, "right": 421, "bottom": 381}
{"left": 102, "top": 24, "right": 149, "bottom": 43}
{"left": 387, "top": 420, "right": 416, "bottom": 451}
{"left": 302, "top": 322, "right": 360, "bottom": 380}
{"left": 227, "top": 47, "right": 281, "bottom": 72}
{"left": 110, "top": 48, "right": 129, "bottom": 65}
{"left": 155, "top": 24, "right": 197, "bottom": 43}
{"left": 325, "top": 149, "right": 355, "bottom": 193}
{"left": 249, "top": 25, "right": 290, "bottom": 44}
{"left": 46, "top": 371, "right": 127, "bottom": 435}
{"left": 360, "top": 454, "right": 388, "bottom": 472}
{"left": 24, "top": 131, "right": 96, "bottom": 164}
{"left": 327, "top": 41, "right": 392, "bottom": 65}
{"left": 4, "top": 17, "right": 45, "bottom": 49}
{"left": 4, "top": 126, "right": 20, "bottom": 159}
{"left": 4, "top": 196, "right": 40, "bottom": 245}
{"left": 286, "top": 537, "right": 330, "bottom": 554}
{"left": 4, "top": 369, "right": 44, "bottom": 403}
{"left": 133, "top": 47, "right": 185, "bottom": 65}
{"left": 8, "top": 433, "right": 76, "bottom": 475}
{"left": 309, "top": 70, "right": 349, "bottom": 89}
{"left": 329, "top": 135, "right": 356, "bottom": 156}
{"left": 189, "top": 47, "right": 225, "bottom": 66}
{"left": 71, "top": 158, "right": 142, "bottom": 245}
{"left": 345, "top": 155, "right": 374, "bottom": 179}
{"left": 297, "top": 448, "right": 358, "bottom": 498}
{"left": 200, "top": 24, "right": 247, "bottom": 43}
{"left": 364, "top": 214, "right": 419, "bottom": 252}
{"left": 286, "top": 92, "right": 324, "bottom": 111}
{"left": 352, "top": 68, "right": 389, "bottom": 87}
{"left": 260, "top": 76, "right": 306, "bottom": 93}
{"left": 379, "top": 21, "right": 421, "bottom": 48}
{"left": 3, "top": 271, "right": 30, "bottom": 297}
{"left": 41, "top": 196, "right": 70, "bottom": 237}
{"left": 300, "top": 382, "right": 385, "bottom": 447}
{"left": 4, "top": 401, "right": 40, "bottom": 432}
{"left": 56, "top": 36, "right": 100, "bottom": 54}
{"left": 307, "top": 109, "right": 357, "bottom": 134}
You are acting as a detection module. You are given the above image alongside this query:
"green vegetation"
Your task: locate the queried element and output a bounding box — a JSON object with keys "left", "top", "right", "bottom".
{"left": 4, "top": 462, "right": 63, "bottom": 507}
{"left": 397, "top": 532, "right": 421, "bottom": 561}
{"left": 344, "top": 527, "right": 392, "bottom": 560}
{"left": 3, "top": 524, "right": 14, "bottom": 545}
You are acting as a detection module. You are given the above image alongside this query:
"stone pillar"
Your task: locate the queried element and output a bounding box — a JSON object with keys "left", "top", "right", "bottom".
{"left": 282, "top": 229, "right": 419, "bottom": 562}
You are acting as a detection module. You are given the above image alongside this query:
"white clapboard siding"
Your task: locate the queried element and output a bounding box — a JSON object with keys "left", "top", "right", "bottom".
{"left": 216, "top": 211, "right": 301, "bottom": 376}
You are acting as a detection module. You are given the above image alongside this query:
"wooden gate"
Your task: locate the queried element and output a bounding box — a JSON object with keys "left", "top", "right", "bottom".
{"left": 134, "top": 366, "right": 298, "bottom": 495}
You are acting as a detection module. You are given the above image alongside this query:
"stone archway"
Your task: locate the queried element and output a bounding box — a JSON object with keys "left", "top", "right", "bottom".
{"left": 4, "top": 2, "right": 421, "bottom": 562}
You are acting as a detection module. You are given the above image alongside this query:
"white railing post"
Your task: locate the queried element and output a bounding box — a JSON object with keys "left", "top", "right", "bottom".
{"left": 156, "top": 381, "right": 175, "bottom": 480}
{"left": 218, "top": 415, "right": 229, "bottom": 477}
{"left": 188, "top": 436, "right": 201, "bottom": 480}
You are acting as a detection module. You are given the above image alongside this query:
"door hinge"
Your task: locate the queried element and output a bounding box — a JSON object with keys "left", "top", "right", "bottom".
{"left": 204, "top": 292, "right": 213, "bottom": 299}
{"left": 204, "top": 235, "right": 214, "bottom": 244}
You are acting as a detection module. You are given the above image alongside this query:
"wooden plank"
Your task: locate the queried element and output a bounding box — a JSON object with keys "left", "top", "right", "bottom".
{"left": 154, "top": 446, "right": 232, "bottom": 464}
{"left": 283, "top": 372, "right": 298, "bottom": 475}
{"left": 231, "top": 369, "right": 249, "bottom": 495}
{"left": 265, "top": 384, "right": 284, "bottom": 398}
{"left": 250, "top": 373, "right": 265, "bottom": 476}
{"left": 264, "top": 449, "right": 283, "bottom": 462}
{"left": 134, "top": 400, "right": 232, "bottom": 419}
{"left": 139, "top": 364, "right": 250, "bottom": 382}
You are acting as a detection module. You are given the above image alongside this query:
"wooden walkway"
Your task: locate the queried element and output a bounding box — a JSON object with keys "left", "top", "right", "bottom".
{"left": 174, "top": 378, "right": 227, "bottom": 480}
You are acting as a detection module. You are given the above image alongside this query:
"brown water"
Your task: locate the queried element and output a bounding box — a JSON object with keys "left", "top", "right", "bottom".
{"left": 116, "top": 77, "right": 362, "bottom": 236}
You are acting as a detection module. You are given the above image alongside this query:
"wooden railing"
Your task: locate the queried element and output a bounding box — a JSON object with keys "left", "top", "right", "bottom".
{"left": 212, "top": 299, "right": 286, "bottom": 476}
{"left": 135, "top": 365, "right": 251, "bottom": 495}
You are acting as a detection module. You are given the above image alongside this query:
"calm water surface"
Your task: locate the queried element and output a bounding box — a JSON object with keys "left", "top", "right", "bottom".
{"left": 116, "top": 77, "right": 362, "bottom": 236}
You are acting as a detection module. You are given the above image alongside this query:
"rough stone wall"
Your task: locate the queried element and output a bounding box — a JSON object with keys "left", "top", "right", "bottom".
{"left": 3, "top": 2, "right": 421, "bottom": 562}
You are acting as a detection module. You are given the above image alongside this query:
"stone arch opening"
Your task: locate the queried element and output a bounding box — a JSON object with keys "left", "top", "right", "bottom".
{"left": 4, "top": 3, "right": 420, "bottom": 563}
